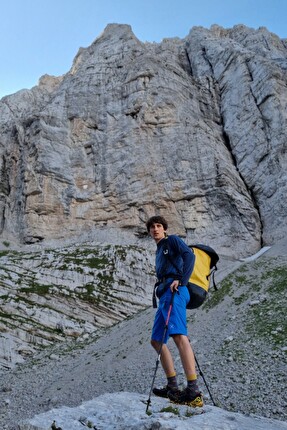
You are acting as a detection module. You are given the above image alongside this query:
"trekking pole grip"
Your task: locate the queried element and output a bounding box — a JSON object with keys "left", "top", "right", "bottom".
{"left": 170, "top": 288, "right": 176, "bottom": 304}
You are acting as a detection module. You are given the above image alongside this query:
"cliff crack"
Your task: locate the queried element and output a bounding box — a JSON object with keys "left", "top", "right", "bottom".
{"left": 222, "top": 129, "right": 263, "bottom": 247}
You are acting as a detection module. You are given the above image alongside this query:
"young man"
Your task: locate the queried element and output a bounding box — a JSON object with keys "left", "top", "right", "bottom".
{"left": 146, "top": 215, "right": 203, "bottom": 407}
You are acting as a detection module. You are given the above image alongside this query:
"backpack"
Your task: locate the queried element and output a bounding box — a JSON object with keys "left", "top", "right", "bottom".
{"left": 159, "top": 238, "right": 219, "bottom": 309}
{"left": 186, "top": 244, "right": 219, "bottom": 309}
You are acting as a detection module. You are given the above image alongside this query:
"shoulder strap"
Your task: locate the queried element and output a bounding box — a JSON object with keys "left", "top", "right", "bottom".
{"left": 208, "top": 268, "right": 218, "bottom": 291}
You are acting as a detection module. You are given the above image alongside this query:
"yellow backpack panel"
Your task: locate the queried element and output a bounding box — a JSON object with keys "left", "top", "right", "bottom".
{"left": 190, "top": 247, "right": 212, "bottom": 292}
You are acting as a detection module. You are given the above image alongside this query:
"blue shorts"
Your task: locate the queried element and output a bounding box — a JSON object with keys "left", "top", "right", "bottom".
{"left": 151, "top": 286, "right": 189, "bottom": 344}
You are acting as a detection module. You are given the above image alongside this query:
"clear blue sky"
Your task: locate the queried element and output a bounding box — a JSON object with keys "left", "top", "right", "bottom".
{"left": 1, "top": 0, "right": 286, "bottom": 99}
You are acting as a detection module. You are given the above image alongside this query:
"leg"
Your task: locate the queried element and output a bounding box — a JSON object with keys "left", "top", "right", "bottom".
{"left": 168, "top": 334, "right": 203, "bottom": 406}
{"left": 172, "top": 334, "right": 196, "bottom": 378}
{"left": 150, "top": 339, "right": 178, "bottom": 397}
{"left": 150, "top": 339, "right": 176, "bottom": 377}
{"left": 151, "top": 304, "right": 177, "bottom": 379}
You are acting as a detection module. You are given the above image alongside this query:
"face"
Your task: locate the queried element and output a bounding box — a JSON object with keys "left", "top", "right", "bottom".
{"left": 149, "top": 223, "right": 166, "bottom": 243}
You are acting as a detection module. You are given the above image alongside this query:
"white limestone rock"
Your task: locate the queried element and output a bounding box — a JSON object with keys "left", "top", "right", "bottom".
{"left": 1, "top": 24, "right": 286, "bottom": 257}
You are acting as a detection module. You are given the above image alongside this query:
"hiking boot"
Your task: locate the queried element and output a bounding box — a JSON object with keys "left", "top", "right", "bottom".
{"left": 168, "top": 387, "right": 204, "bottom": 407}
{"left": 153, "top": 385, "right": 178, "bottom": 399}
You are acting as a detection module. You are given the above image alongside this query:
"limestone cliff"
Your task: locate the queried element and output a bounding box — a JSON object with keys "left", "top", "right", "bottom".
{"left": 1, "top": 24, "right": 286, "bottom": 256}
{"left": 0, "top": 242, "right": 153, "bottom": 368}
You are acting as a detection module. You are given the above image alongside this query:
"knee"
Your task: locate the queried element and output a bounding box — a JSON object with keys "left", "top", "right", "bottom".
{"left": 151, "top": 339, "right": 161, "bottom": 351}
{"left": 172, "top": 334, "right": 188, "bottom": 348}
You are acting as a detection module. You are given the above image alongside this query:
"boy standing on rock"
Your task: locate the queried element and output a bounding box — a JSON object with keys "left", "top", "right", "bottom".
{"left": 146, "top": 215, "right": 203, "bottom": 407}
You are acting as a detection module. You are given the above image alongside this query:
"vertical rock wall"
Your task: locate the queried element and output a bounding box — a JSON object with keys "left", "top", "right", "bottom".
{"left": 0, "top": 24, "right": 286, "bottom": 256}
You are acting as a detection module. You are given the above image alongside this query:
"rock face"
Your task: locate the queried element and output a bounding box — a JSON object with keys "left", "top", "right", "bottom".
{"left": 0, "top": 24, "right": 286, "bottom": 256}
{"left": 0, "top": 243, "right": 154, "bottom": 368}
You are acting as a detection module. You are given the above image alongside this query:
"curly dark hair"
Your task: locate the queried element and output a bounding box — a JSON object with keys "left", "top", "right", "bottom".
{"left": 146, "top": 216, "right": 168, "bottom": 232}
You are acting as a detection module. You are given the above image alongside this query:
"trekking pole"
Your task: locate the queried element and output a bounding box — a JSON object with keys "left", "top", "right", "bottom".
{"left": 194, "top": 353, "right": 217, "bottom": 406}
{"left": 146, "top": 290, "right": 176, "bottom": 414}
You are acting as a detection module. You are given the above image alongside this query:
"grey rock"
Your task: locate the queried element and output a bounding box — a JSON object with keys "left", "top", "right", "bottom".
{"left": 0, "top": 242, "right": 154, "bottom": 368}
{"left": 17, "top": 393, "right": 287, "bottom": 430}
{"left": 1, "top": 24, "right": 286, "bottom": 257}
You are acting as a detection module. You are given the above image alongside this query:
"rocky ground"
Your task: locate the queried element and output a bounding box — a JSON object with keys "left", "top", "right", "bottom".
{"left": 18, "top": 392, "right": 287, "bottom": 430}
{"left": 0, "top": 238, "right": 286, "bottom": 429}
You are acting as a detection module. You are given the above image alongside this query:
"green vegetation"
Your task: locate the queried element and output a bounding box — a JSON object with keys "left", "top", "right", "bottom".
{"left": 234, "top": 274, "right": 247, "bottom": 284}
{"left": 242, "top": 259, "right": 287, "bottom": 347}
{"left": 233, "top": 292, "right": 249, "bottom": 305}
{"left": 200, "top": 255, "right": 287, "bottom": 351}
{"left": 0, "top": 250, "right": 10, "bottom": 258}
{"left": 160, "top": 405, "right": 180, "bottom": 415}
{"left": 0, "top": 310, "right": 67, "bottom": 338}
{"left": 203, "top": 278, "right": 233, "bottom": 310}
{"left": 203, "top": 264, "right": 252, "bottom": 311}
{"left": 76, "top": 282, "right": 99, "bottom": 304}
{"left": 245, "top": 297, "right": 286, "bottom": 347}
{"left": 50, "top": 247, "right": 110, "bottom": 272}
{"left": 0, "top": 310, "right": 14, "bottom": 320}
{"left": 19, "top": 282, "right": 51, "bottom": 296}
{"left": 114, "top": 245, "right": 127, "bottom": 260}
{"left": 264, "top": 266, "right": 287, "bottom": 294}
